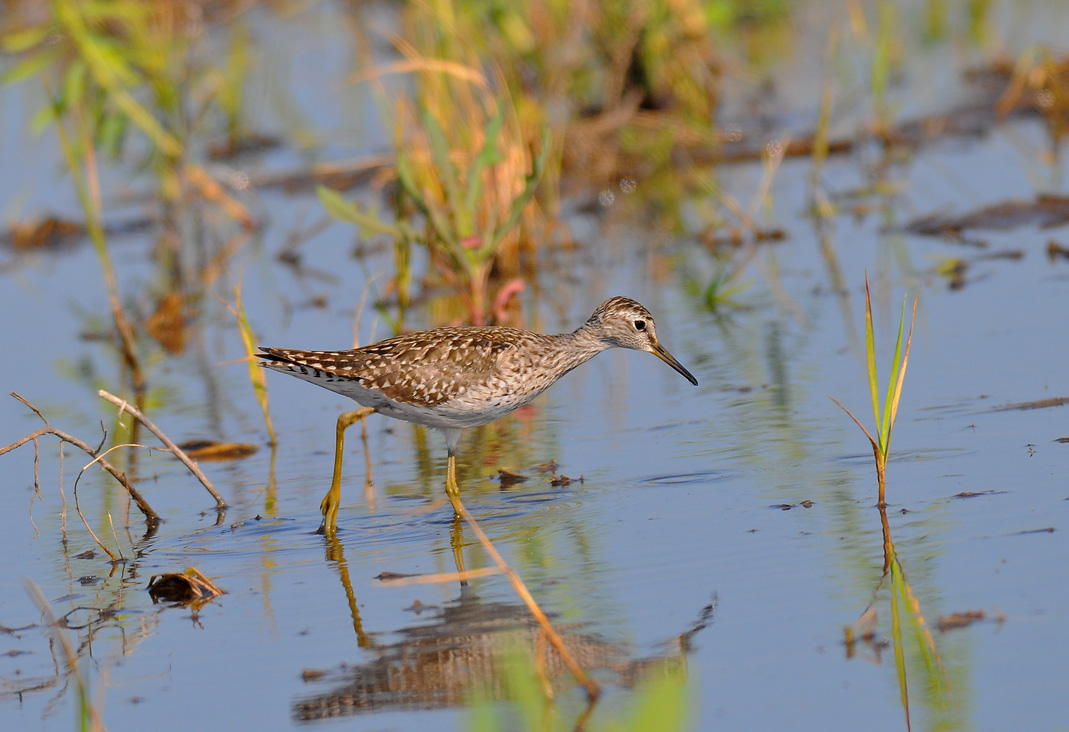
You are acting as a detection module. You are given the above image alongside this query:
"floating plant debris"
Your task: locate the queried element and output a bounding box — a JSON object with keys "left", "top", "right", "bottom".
{"left": 147, "top": 568, "right": 224, "bottom": 605}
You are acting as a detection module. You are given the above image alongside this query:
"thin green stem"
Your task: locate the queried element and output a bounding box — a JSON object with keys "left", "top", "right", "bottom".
{"left": 46, "top": 79, "right": 143, "bottom": 392}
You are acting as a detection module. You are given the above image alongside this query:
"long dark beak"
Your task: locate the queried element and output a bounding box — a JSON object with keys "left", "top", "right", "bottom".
{"left": 651, "top": 342, "right": 698, "bottom": 386}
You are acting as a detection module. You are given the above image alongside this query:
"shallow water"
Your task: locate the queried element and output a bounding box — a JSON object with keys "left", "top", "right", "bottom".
{"left": 2, "top": 3, "right": 1069, "bottom": 731}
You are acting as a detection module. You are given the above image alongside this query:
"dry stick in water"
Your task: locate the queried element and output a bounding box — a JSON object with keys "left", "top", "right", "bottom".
{"left": 98, "top": 390, "right": 227, "bottom": 508}
{"left": 74, "top": 443, "right": 148, "bottom": 561}
{"left": 456, "top": 502, "right": 602, "bottom": 701}
{"left": 2, "top": 393, "right": 159, "bottom": 524}
{"left": 29, "top": 435, "right": 41, "bottom": 538}
{"left": 59, "top": 443, "right": 67, "bottom": 536}
{"left": 72, "top": 462, "right": 119, "bottom": 562}
{"left": 381, "top": 566, "right": 504, "bottom": 586}
{"left": 106, "top": 512, "right": 124, "bottom": 560}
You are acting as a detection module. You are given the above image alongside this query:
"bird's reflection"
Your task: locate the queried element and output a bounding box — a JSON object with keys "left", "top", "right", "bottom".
{"left": 296, "top": 534, "right": 715, "bottom": 721}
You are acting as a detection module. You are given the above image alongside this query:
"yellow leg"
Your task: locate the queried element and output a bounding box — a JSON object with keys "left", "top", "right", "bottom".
{"left": 318, "top": 407, "right": 376, "bottom": 535}
{"left": 449, "top": 515, "right": 467, "bottom": 580}
{"left": 445, "top": 449, "right": 464, "bottom": 518}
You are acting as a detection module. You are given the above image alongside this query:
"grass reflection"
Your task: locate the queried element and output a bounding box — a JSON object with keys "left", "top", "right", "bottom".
{"left": 846, "top": 506, "right": 955, "bottom": 732}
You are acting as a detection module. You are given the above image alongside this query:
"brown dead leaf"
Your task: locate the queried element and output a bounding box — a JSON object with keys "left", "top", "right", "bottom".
{"left": 147, "top": 568, "right": 224, "bottom": 605}
{"left": 146, "top": 292, "right": 187, "bottom": 355}
{"left": 498, "top": 468, "right": 528, "bottom": 486}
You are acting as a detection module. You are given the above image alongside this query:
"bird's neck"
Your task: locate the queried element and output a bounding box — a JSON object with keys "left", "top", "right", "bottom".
{"left": 547, "top": 324, "right": 611, "bottom": 372}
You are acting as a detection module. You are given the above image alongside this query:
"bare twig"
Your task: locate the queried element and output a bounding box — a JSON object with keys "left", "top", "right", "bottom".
{"left": 73, "top": 467, "right": 118, "bottom": 562}
{"left": 3, "top": 393, "right": 159, "bottom": 525}
{"left": 378, "top": 566, "right": 504, "bottom": 585}
{"left": 106, "top": 512, "right": 125, "bottom": 561}
{"left": 29, "top": 436, "right": 41, "bottom": 538}
{"left": 98, "top": 389, "right": 227, "bottom": 508}
{"left": 59, "top": 443, "right": 67, "bottom": 537}
{"left": 2, "top": 427, "right": 48, "bottom": 458}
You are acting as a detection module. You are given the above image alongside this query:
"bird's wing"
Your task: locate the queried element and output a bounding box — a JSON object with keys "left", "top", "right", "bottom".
{"left": 352, "top": 327, "right": 520, "bottom": 406}
{"left": 258, "top": 327, "right": 522, "bottom": 406}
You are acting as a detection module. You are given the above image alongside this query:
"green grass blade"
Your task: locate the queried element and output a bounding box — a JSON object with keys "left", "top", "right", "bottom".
{"left": 886, "top": 291, "right": 919, "bottom": 453}
{"left": 318, "top": 186, "right": 404, "bottom": 237}
{"left": 98, "top": 108, "right": 128, "bottom": 155}
{"left": 463, "top": 109, "right": 505, "bottom": 216}
{"left": 0, "top": 24, "right": 53, "bottom": 53}
{"left": 395, "top": 151, "right": 422, "bottom": 205}
{"left": 61, "top": 58, "right": 88, "bottom": 110}
{"left": 54, "top": 0, "right": 182, "bottom": 157}
{"left": 103, "top": 82, "right": 182, "bottom": 157}
{"left": 881, "top": 295, "right": 908, "bottom": 449}
{"left": 465, "top": 695, "right": 499, "bottom": 732}
{"left": 905, "top": 600, "right": 947, "bottom": 704}
{"left": 221, "top": 21, "right": 250, "bottom": 136}
{"left": 891, "top": 547, "right": 950, "bottom": 728}
{"left": 395, "top": 152, "right": 461, "bottom": 254}
{"left": 229, "top": 280, "right": 275, "bottom": 445}
{"left": 421, "top": 107, "right": 466, "bottom": 233}
{"left": 872, "top": 0, "right": 897, "bottom": 128}
{"left": 863, "top": 273, "right": 882, "bottom": 451}
{"left": 478, "top": 197, "right": 500, "bottom": 260}
{"left": 29, "top": 102, "right": 58, "bottom": 135}
{"left": 0, "top": 47, "right": 63, "bottom": 85}
{"left": 81, "top": 0, "right": 150, "bottom": 24}
{"left": 483, "top": 126, "right": 550, "bottom": 257}
{"left": 889, "top": 554, "right": 913, "bottom": 732}
{"left": 426, "top": 198, "right": 464, "bottom": 260}
{"left": 501, "top": 646, "right": 546, "bottom": 732}
{"left": 623, "top": 672, "right": 690, "bottom": 732}
{"left": 77, "top": 32, "right": 140, "bottom": 87}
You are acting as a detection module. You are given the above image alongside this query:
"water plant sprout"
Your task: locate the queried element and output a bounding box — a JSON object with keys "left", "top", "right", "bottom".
{"left": 830, "top": 274, "right": 918, "bottom": 506}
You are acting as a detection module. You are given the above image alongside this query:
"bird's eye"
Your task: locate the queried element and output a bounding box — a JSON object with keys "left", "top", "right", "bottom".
{"left": 634, "top": 320, "right": 646, "bottom": 331}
